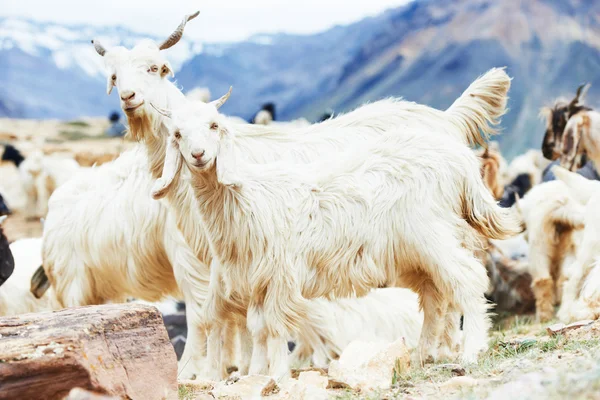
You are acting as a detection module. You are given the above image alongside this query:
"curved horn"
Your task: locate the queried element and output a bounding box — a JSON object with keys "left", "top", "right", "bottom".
{"left": 570, "top": 83, "right": 590, "bottom": 107}
{"left": 91, "top": 39, "right": 107, "bottom": 56}
{"left": 150, "top": 103, "right": 173, "bottom": 118}
{"left": 211, "top": 86, "right": 233, "bottom": 110}
{"left": 159, "top": 11, "right": 200, "bottom": 51}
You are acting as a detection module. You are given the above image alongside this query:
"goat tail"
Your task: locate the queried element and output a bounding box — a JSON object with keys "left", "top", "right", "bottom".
{"left": 463, "top": 168, "right": 524, "bottom": 240}
{"left": 552, "top": 165, "right": 600, "bottom": 205}
{"left": 446, "top": 67, "right": 511, "bottom": 147}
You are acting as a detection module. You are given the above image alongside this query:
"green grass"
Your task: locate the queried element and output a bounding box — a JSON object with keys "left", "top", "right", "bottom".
{"left": 64, "top": 120, "right": 90, "bottom": 128}
{"left": 58, "top": 130, "right": 106, "bottom": 141}
{"left": 178, "top": 385, "right": 196, "bottom": 400}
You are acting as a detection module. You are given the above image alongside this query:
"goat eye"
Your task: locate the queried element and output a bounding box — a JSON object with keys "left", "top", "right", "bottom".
{"left": 210, "top": 122, "right": 219, "bottom": 130}
{"left": 111, "top": 74, "right": 117, "bottom": 81}
{"left": 150, "top": 65, "right": 159, "bottom": 73}
{"left": 174, "top": 131, "right": 181, "bottom": 139}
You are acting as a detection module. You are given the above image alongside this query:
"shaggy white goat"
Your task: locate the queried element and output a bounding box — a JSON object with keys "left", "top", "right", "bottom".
{"left": 151, "top": 94, "right": 522, "bottom": 378}
{"left": 19, "top": 151, "right": 81, "bottom": 219}
{"left": 92, "top": 10, "right": 512, "bottom": 377}
{"left": 292, "top": 288, "right": 423, "bottom": 367}
{"left": 559, "top": 109, "right": 600, "bottom": 172}
{"left": 552, "top": 166, "right": 600, "bottom": 322}
{"left": 0, "top": 236, "right": 60, "bottom": 316}
{"left": 514, "top": 179, "right": 584, "bottom": 321}
{"left": 41, "top": 145, "right": 214, "bottom": 379}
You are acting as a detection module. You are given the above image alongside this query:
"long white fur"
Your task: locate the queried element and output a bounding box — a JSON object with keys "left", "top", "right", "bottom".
{"left": 552, "top": 166, "right": 600, "bottom": 322}
{"left": 293, "top": 288, "right": 423, "bottom": 367}
{"left": 515, "top": 179, "right": 585, "bottom": 321}
{"left": 41, "top": 145, "right": 213, "bottom": 379}
{"left": 151, "top": 91, "right": 522, "bottom": 379}
{"left": 99, "top": 34, "right": 513, "bottom": 379}
{"left": 19, "top": 151, "right": 81, "bottom": 218}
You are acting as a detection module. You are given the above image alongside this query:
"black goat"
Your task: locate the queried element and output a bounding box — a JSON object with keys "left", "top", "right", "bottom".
{"left": 0, "top": 192, "right": 10, "bottom": 216}
{"left": 0, "top": 216, "right": 15, "bottom": 287}
{"left": 499, "top": 173, "right": 532, "bottom": 208}
{"left": 2, "top": 144, "right": 25, "bottom": 167}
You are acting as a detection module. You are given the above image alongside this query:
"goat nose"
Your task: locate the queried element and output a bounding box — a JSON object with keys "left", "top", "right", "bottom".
{"left": 120, "top": 91, "right": 135, "bottom": 101}
{"left": 191, "top": 150, "right": 205, "bottom": 160}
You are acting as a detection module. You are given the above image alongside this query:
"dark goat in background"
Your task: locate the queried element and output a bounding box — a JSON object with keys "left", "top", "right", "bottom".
{"left": 1, "top": 144, "right": 25, "bottom": 167}
{"left": 251, "top": 102, "right": 276, "bottom": 124}
{"left": 0, "top": 216, "right": 15, "bottom": 287}
{"left": 541, "top": 83, "right": 592, "bottom": 162}
{"left": 499, "top": 173, "right": 532, "bottom": 208}
{"left": 0, "top": 193, "right": 11, "bottom": 216}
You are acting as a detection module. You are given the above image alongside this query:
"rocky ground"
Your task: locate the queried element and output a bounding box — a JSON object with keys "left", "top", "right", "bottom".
{"left": 175, "top": 317, "right": 600, "bottom": 400}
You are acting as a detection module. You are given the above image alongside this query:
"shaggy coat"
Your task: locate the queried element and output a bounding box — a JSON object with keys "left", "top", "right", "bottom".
{"left": 553, "top": 166, "right": 600, "bottom": 322}
{"left": 99, "top": 30, "right": 513, "bottom": 378}
{"left": 152, "top": 96, "right": 522, "bottom": 378}
{"left": 515, "top": 179, "right": 584, "bottom": 321}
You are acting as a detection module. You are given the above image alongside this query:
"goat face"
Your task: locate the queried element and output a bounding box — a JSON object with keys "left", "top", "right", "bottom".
{"left": 0, "top": 216, "right": 15, "bottom": 287}
{"left": 542, "top": 84, "right": 592, "bottom": 161}
{"left": 91, "top": 12, "right": 199, "bottom": 119}
{"left": 559, "top": 113, "right": 591, "bottom": 171}
{"left": 151, "top": 89, "right": 233, "bottom": 198}
{"left": 541, "top": 103, "right": 569, "bottom": 160}
{"left": 102, "top": 41, "right": 174, "bottom": 118}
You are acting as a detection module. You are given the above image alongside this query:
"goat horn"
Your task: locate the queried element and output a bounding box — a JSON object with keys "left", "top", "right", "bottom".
{"left": 212, "top": 86, "right": 233, "bottom": 110}
{"left": 570, "top": 83, "right": 590, "bottom": 107}
{"left": 91, "top": 39, "right": 107, "bottom": 56}
{"left": 150, "top": 103, "right": 173, "bottom": 118}
{"left": 159, "top": 11, "right": 200, "bottom": 51}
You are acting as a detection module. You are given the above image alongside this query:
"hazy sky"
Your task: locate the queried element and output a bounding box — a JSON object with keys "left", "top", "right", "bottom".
{"left": 0, "top": 0, "right": 412, "bottom": 42}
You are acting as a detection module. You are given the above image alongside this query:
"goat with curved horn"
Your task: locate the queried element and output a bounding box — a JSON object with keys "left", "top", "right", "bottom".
{"left": 91, "top": 39, "right": 107, "bottom": 57}
{"left": 159, "top": 11, "right": 200, "bottom": 50}
{"left": 211, "top": 86, "right": 233, "bottom": 109}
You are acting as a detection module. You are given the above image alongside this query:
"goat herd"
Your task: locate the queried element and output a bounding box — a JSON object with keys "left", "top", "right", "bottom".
{"left": 1, "top": 11, "right": 600, "bottom": 388}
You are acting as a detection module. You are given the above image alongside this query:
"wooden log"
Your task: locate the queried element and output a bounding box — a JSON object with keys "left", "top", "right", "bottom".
{"left": 0, "top": 303, "right": 178, "bottom": 400}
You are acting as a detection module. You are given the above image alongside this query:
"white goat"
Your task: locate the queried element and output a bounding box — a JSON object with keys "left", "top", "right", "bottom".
{"left": 41, "top": 145, "right": 213, "bottom": 379}
{"left": 292, "top": 288, "right": 423, "bottom": 367}
{"left": 559, "top": 109, "right": 600, "bottom": 172}
{"left": 514, "top": 179, "right": 584, "bottom": 321}
{"left": 19, "top": 151, "right": 81, "bottom": 219}
{"left": 92, "top": 10, "right": 513, "bottom": 378}
{"left": 150, "top": 94, "right": 522, "bottom": 379}
{"left": 0, "top": 236, "right": 60, "bottom": 316}
{"left": 552, "top": 166, "right": 600, "bottom": 322}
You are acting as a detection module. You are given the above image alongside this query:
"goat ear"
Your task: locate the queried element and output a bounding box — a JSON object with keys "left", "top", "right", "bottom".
{"left": 161, "top": 62, "right": 174, "bottom": 78}
{"left": 30, "top": 265, "right": 51, "bottom": 299}
{"left": 151, "top": 136, "right": 183, "bottom": 199}
{"left": 560, "top": 122, "right": 583, "bottom": 171}
{"left": 106, "top": 78, "right": 113, "bottom": 95}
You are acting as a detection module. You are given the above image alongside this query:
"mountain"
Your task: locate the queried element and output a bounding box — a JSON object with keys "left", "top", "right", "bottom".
{"left": 177, "top": 0, "right": 600, "bottom": 158}
{"left": 0, "top": 17, "right": 202, "bottom": 119}
{"left": 3, "top": 0, "right": 600, "bottom": 158}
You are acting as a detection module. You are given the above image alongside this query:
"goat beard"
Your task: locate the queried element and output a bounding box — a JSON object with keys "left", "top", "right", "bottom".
{"left": 125, "top": 111, "right": 155, "bottom": 142}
